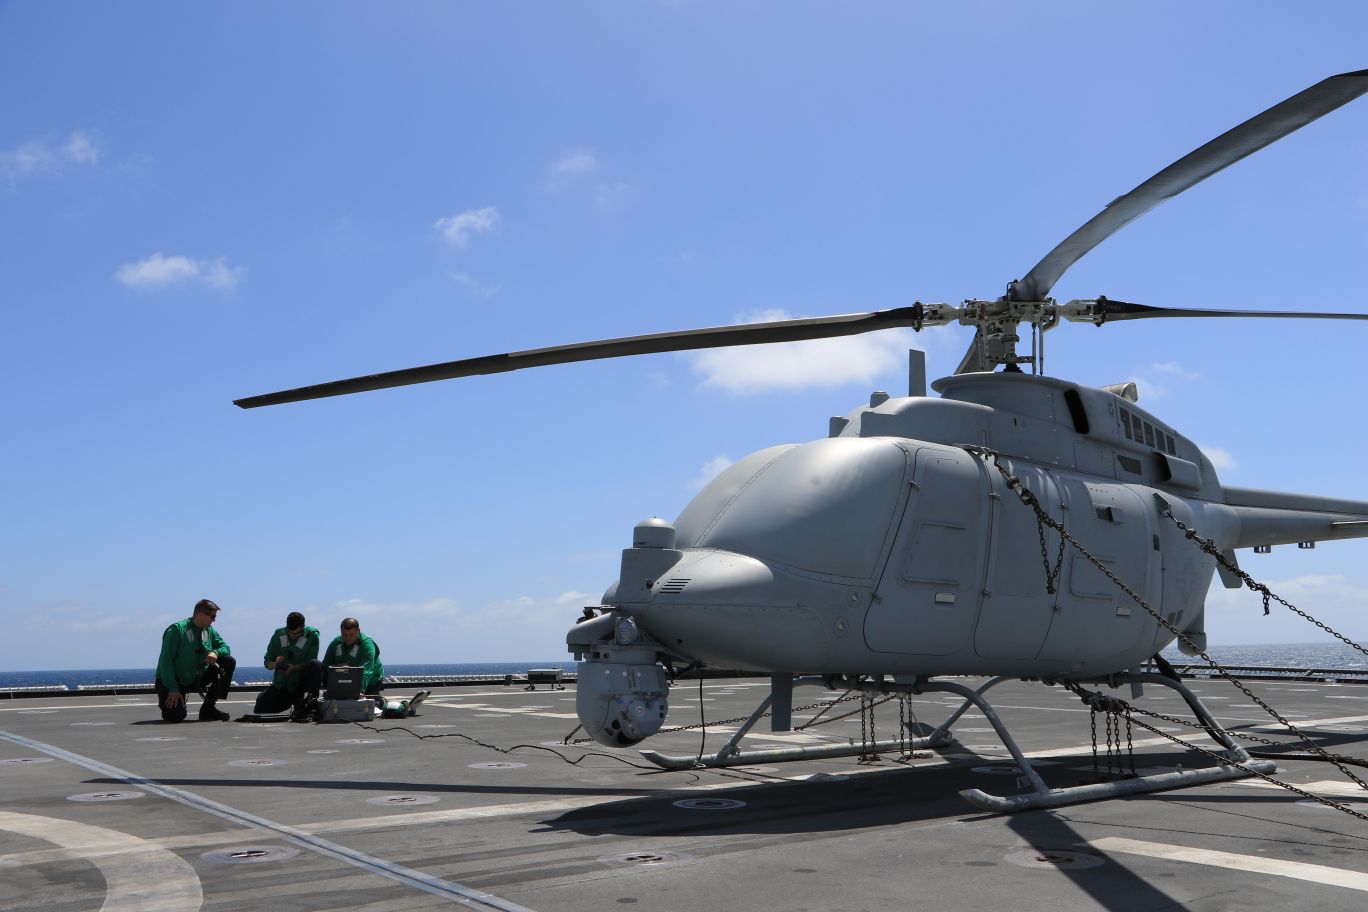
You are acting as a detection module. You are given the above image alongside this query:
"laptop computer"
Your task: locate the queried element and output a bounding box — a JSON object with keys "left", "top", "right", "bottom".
{"left": 325, "top": 666, "right": 362, "bottom": 700}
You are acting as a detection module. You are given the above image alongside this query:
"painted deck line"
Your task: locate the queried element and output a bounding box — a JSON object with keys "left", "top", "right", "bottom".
{"left": 1236, "top": 779, "right": 1368, "bottom": 798}
{"left": 425, "top": 702, "right": 579, "bottom": 720}
{"left": 0, "top": 811, "right": 204, "bottom": 912}
{"left": 0, "top": 728, "right": 538, "bottom": 912}
{"left": 1086, "top": 836, "right": 1368, "bottom": 892}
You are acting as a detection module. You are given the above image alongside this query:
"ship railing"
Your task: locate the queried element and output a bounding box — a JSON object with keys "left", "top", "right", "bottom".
{"left": 1164, "top": 663, "right": 1368, "bottom": 684}
{"left": 0, "top": 685, "right": 71, "bottom": 699}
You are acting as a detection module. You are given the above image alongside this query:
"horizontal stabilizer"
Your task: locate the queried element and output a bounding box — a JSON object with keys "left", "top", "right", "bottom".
{"left": 1223, "top": 486, "right": 1368, "bottom": 549}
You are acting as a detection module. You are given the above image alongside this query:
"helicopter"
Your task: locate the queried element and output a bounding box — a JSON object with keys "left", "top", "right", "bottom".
{"left": 237, "top": 69, "right": 1368, "bottom": 812}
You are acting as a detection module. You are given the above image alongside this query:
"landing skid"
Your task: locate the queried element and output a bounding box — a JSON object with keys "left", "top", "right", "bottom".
{"left": 641, "top": 672, "right": 1275, "bottom": 812}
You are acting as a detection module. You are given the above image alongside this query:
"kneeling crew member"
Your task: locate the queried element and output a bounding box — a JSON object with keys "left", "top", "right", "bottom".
{"left": 254, "top": 611, "right": 321, "bottom": 719}
{"left": 323, "top": 617, "right": 384, "bottom": 697}
{"left": 155, "top": 598, "right": 236, "bottom": 722}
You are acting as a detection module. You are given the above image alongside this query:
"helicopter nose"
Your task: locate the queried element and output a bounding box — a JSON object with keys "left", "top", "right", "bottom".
{"left": 625, "top": 549, "right": 837, "bottom": 671}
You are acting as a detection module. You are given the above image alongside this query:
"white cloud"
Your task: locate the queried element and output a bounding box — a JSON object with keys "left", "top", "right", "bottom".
{"left": 335, "top": 596, "right": 461, "bottom": 620}
{"left": 434, "top": 207, "right": 500, "bottom": 249}
{"left": 691, "top": 455, "right": 733, "bottom": 490}
{"left": 1196, "top": 442, "right": 1238, "bottom": 472}
{"left": 30, "top": 602, "right": 173, "bottom": 635}
{"left": 62, "top": 131, "right": 101, "bottom": 164}
{"left": 1, "top": 131, "right": 101, "bottom": 185}
{"left": 1129, "top": 361, "right": 1200, "bottom": 402}
{"left": 686, "top": 308, "right": 922, "bottom": 394}
{"left": 114, "top": 252, "right": 245, "bottom": 292}
{"left": 594, "top": 181, "right": 637, "bottom": 210}
{"left": 1, "top": 141, "right": 54, "bottom": 181}
{"left": 450, "top": 272, "right": 501, "bottom": 298}
{"left": 331, "top": 592, "right": 595, "bottom": 659}
{"left": 552, "top": 148, "right": 597, "bottom": 176}
{"left": 1204, "top": 573, "right": 1368, "bottom": 644}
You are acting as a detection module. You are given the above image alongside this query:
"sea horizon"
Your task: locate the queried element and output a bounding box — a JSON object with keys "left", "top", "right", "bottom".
{"left": 3, "top": 642, "right": 1366, "bottom": 690}
{"left": 0, "top": 661, "right": 579, "bottom": 690}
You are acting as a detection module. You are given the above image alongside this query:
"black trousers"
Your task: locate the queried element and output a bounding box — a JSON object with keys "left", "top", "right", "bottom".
{"left": 253, "top": 661, "right": 322, "bottom": 714}
{"left": 155, "top": 654, "right": 237, "bottom": 723}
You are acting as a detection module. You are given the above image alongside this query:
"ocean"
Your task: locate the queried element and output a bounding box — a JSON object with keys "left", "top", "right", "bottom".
{"left": 0, "top": 662, "right": 578, "bottom": 690}
{"left": 2, "top": 644, "right": 1365, "bottom": 690}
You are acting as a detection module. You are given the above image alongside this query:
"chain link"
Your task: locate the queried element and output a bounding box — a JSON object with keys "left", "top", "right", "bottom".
{"left": 1162, "top": 510, "right": 1368, "bottom": 657}
{"left": 1127, "top": 703, "right": 1368, "bottom": 767}
{"left": 1110, "top": 695, "right": 1368, "bottom": 824}
{"left": 968, "top": 446, "right": 1368, "bottom": 810}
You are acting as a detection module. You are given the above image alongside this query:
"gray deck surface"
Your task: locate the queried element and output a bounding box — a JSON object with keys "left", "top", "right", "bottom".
{"left": 3, "top": 677, "right": 1368, "bottom": 911}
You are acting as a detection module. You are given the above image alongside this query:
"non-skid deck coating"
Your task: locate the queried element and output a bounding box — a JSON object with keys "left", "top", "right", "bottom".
{"left": 3, "top": 677, "right": 1368, "bottom": 911}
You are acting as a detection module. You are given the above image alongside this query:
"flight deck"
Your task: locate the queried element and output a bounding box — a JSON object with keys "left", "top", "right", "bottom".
{"left": 3, "top": 677, "right": 1368, "bottom": 912}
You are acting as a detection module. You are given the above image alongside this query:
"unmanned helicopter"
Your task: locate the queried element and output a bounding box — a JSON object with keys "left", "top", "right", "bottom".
{"left": 238, "top": 69, "right": 1368, "bottom": 812}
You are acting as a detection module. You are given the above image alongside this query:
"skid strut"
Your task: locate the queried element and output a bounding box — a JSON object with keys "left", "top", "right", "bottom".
{"left": 640, "top": 676, "right": 951, "bottom": 770}
{"left": 946, "top": 672, "right": 1276, "bottom": 812}
{"left": 641, "top": 673, "right": 1276, "bottom": 812}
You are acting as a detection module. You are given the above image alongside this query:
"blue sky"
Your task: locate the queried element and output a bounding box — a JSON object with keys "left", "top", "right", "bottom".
{"left": 3, "top": 2, "right": 1367, "bottom": 671}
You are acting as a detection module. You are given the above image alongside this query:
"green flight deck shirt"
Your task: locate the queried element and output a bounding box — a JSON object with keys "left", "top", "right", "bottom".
{"left": 156, "top": 618, "right": 231, "bottom": 691}
{"left": 322, "top": 633, "right": 384, "bottom": 691}
{"left": 262, "top": 625, "right": 320, "bottom": 693}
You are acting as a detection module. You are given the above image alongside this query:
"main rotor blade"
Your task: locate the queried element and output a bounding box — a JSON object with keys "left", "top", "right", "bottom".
{"left": 1014, "top": 69, "right": 1368, "bottom": 302}
{"left": 234, "top": 306, "right": 924, "bottom": 408}
{"left": 1073, "top": 300, "right": 1368, "bottom": 324}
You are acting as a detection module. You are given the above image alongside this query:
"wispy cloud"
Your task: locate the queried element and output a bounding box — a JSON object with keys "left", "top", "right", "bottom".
{"left": 691, "top": 455, "right": 733, "bottom": 490}
{"left": 594, "top": 181, "right": 637, "bottom": 211}
{"left": 29, "top": 601, "right": 174, "bottom": 635}
{"left": 1, "top": 130, "right": 102, "bottom": 185}
{"left": 434, "top": 207, "right": 500, "bottom": 249}
{"left": 114, "top": 252, "right": 245, "bottom": 292}
{"left": 1130, "top": 361, "right": 1200, "bottom": 402}
{"left": 686, "top": 309, "right": 922, "bottom": 394}
{"left": 1205, "top": 573, "right": 1368, "bottom": 638}
{"left": 1196, "top": 442, "right": 1238, "bottom": 473}
{"left": 551, "top": 148, "right": 597, "bottom": 177}
{"left": 450, "top": 272, "right": 501, "bottom": 298}
{"left": 332, "top": 592, "right": 597, "bottom": 657}
{"left": 63, "top": 132, "right": 101, "bottom": 164}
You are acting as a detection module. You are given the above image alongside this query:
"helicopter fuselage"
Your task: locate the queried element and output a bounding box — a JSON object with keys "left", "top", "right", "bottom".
{"left": 568, "top": 371, "right": 1368, "bottom": 746}
{"left": 606, "top": 373, "right": 1220, "bottom": 677}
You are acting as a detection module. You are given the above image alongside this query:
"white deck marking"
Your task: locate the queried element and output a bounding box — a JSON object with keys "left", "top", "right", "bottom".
{"left": 426, "top": 702, "right": 579, "bottom": 720}
{"left": 1086, "top": 836, "right": 1368, "bottom": 892}
{"left": 1236, "top": 779, "right": 1368, "bottom": 798}
{"left": 0, "top": 811, "right": 203, "bottom": 911}
{"left": 0, "top": 729, "right": 537, "bottom": 912}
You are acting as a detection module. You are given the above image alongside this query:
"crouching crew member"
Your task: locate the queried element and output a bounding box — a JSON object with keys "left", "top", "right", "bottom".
{"left": 254, "top": 611, "right": 321, "bottom": 720}
{"left": 323, "top": 617, "right": 384, "bottom": 697}
{"left": 155, "top": 598, "right": 236, "bottom": 722}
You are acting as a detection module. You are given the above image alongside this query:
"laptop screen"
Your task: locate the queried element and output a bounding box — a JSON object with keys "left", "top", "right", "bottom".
{"left": 326, "top": 666, "right": 362, "bottom": 700}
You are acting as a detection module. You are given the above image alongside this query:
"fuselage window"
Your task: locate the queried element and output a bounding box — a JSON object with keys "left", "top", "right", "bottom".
{"left": 1120, "top": 410, "right": 1132, "bottom": 440}
{"left": 1143, "top": 422, "right": 1155, "bottom": 448}
{"left": 1164, "top": 433, "right": 1176, "bottom": 455}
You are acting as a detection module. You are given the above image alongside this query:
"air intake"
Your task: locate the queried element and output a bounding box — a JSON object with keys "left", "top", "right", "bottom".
{"left": 657, "top": 578, "right": 690, "bottom": 594}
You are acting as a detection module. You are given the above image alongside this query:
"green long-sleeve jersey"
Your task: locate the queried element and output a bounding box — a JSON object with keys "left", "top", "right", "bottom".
{"left": 322, "top": 633, "right": 384, "bottom": 691}
{"left": 262, "top": 625, "right": 320, "bottom": 692}
{"left": 156, "top": 618, "right": 230, "bottom": 691}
